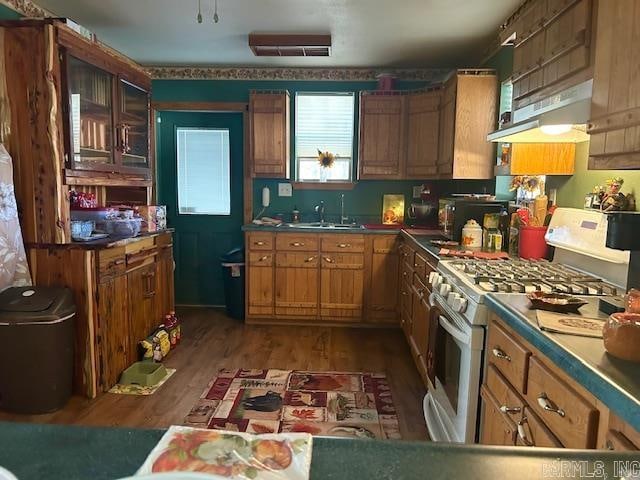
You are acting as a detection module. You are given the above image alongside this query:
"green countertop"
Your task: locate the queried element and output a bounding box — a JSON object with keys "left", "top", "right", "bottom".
{"left": 242, "top": 223, "right": 401, "bottom": 234}
{"left": 485, "top": 294, "right": 640, "bottom": 433}
{"left": 1, "top": 421, "right": 638, "bottom": 480}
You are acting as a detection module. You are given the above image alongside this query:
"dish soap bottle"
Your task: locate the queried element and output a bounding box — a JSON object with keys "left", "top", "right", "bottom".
{"left": 291, "top": 206, "right": 301, "bottom": 224}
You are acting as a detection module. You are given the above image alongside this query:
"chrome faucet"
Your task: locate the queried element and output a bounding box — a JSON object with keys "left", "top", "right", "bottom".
{"left": 315, "top": 201, "right": 325, "bottom": 223}
{"left": 340, "top": 194, "right": 349, "bottom": 224}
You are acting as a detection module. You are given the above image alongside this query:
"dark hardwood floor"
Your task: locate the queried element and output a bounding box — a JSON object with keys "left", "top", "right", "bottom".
{"left": 0, "top": 307, "right": 429, "bottom": 440}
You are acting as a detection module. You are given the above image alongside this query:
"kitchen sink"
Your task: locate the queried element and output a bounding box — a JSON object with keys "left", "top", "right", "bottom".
{"left": 277, "top": 222, "right": 364, "bottom": 229}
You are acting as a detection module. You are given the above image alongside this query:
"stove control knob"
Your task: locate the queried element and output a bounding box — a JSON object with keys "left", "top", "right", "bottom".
{"left": 457, "top": 297, "right": 468, "bottom": 313}
{"left": 448, "top": 292, "right": 460, "bottom": 307}
{"left": 432, "top": 273, "right": 442, "bottom": 288}
{"left": 439, "top": 283, "right": 451, "bottom": 297}
{"left": 428, "top": 271, "right": 437, "bottom": 285}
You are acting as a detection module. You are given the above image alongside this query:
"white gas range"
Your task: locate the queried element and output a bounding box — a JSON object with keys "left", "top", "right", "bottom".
{"left": 423, "top": 208, "right": 629, "bottom": 444}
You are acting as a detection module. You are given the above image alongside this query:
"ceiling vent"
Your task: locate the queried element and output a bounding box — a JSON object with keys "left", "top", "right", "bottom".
{"left": 248, "top": 34, "right": 331, "bottom": 57}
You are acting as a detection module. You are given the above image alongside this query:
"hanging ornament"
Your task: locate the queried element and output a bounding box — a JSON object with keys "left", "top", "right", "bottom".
{"left": 213, "top": 0, "right": 220, "bottom": 23}
{"left": 197, "top": 0, "right": 203, "bottom": 23}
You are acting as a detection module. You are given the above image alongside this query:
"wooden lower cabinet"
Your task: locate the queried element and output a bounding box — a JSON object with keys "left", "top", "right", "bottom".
{"left": 274, "top": 252, "right": 319, "bottom": 317}
{"left": 27, "top": 231, "right": 175, "bottom": 397}
{"left": 96, "top": 274, "right": 130, "bottom": 391}
{"left": 480, "top": 313, "right": 639, "bottom": 450}
{"left": 246, "top": 232, "right": 399, "bottom": 325}
{"left": 320, "top": 253, "right": 364, "bottom": 319}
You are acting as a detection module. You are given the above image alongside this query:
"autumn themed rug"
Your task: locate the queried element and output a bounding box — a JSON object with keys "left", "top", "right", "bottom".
{"left": 184, "top": 369, "right": 401, "bottom": 440}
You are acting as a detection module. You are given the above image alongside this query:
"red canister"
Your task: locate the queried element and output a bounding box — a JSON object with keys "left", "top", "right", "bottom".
{"left": 519, "top": 226, "right": 548, "bottom": 259}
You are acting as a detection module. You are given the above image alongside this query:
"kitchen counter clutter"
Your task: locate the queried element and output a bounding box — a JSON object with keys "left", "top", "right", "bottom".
{"left": 1, "top": 421, "right": 638, "bottom": 480}
{"left": 484, "top": 294, "right": 640, "bottom": 435}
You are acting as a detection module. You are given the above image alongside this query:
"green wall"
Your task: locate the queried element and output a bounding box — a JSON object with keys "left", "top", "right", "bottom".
{"left": 547, "top": 142, "right": 640, "bottom": 208}
{"left": 153, "top": 78, "right": 495, "bottom": 223}
{"left": 0, "top": 4, "right": 21, "bottom": 19}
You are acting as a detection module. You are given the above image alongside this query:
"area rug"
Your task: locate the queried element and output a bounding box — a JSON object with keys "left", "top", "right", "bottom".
{"left": 109, "top": 368, "right": 176, "bottom": 395}
{"left": 184, "top": 368, "right": 401, "bottom": 440}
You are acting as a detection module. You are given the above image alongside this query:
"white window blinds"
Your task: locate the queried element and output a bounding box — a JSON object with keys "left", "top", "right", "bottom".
{"left": 176, "top": 128, "right": 231, "bottom": 215}
{"left": 295, "top": 92, "right": 355, "bottom": 181}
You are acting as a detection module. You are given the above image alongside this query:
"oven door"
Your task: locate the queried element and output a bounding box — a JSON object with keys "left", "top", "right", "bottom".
{"left": 425, "top": 295, "right": 484, "bottom": 443}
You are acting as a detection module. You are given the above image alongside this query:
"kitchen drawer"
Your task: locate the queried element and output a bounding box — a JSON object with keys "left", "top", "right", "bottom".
{"left": 97, "top": 247, "right": 126, "bottom": 282}
{"left": 412, "top": 272, "right": 427, "bottom": 297}
{"left": 485, "top": 364, "right": 526, "bottom": 422}
{"left": 320, "top": 234, "right": 365, "bottom": 253}
{"left": 413, "top": 253, "right": 428, "bottom": 280}
{"left": 399, "top": 243, "right": 415, "bottom": 269}
{"left": 275, "top": 252, "right": 319, "bottom": 268}
{"left": 156, "top": 232, "right": 173, "bottom": 247}
{"left": 604, "top": 429, "right": 638, "bottom": 451}
{"left": 400, "top": 259, "right": 413, "bottom": 284}
{"left": 125, "top": 237, "right": 157, "bottom": 269}
{"left": 248, "top": 252, "right": 274, "bottom": 267}
{"left": 516, "top": 407, "right": 563, "bottom": 448}
{"left": 606, "top": 414, "right": 640, "bottom": 450}
{"left": 526, "top": 356, "right": 599, "bottom": 449}
{"left": 247, "top": 232, "right": 274, "bottom": 251}
{"left": 320, "top": 253, "right": 364, "bottom": 269}
{"left": 480, "top": 385, "right": 517, "bottom": 446}
{"left": 276, "top": 233, "right": 319, "bottom": 252}
{"left": 487, "top": 318, "right": 532, "bottom": 394}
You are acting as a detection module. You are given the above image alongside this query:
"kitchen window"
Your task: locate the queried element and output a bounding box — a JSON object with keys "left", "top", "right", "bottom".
{"left": 176, "top": 127, "right": 231, "bottom": 215}
{"left": 295, "top": 92, "right": 355, "bottom": 182}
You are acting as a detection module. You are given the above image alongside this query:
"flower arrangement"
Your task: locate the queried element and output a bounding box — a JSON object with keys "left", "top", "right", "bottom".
{"left": 509, "top": 175, "right": 542, "bottom": 192}
{"left": 317, "top": 149, "right": 336, "bottom": 169}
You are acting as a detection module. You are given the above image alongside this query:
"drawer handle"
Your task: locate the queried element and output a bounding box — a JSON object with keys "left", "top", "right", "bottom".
{"left": 258, "top": 255, "right": 269, "bottom": 262}
{"left": 401, "top": 291, "right": 408, "bottom": 296}
{"left": 290, "top": 242, "right": 305, "bottom": 247}
{"left": 605, "top": 439, "right": 614, "bottom": 451}
{"left": 403, "top": 271, "right": 408, "bottom": 277}
{"left": 323, "top": 257, "right": 334, "bottom": 263}
{"left": 304, "top": 256, "right": 316, "bottom": 263}
{"left": 337, "top": 243, "right": 351, "bottom": 248}
{"left": 254, "top": 241, "right": 266, "bottom": 246}
{"left": 492, "top": 348, "right": 511, "bottom": 362}
{"left": 537, "top": 393, "right": 565, "bottom": 417}
{"left": 499, "top": 405, "right": 522, "bottom": 414}
{"left": 517, "top": 418, "right": 534, "bottom": 446}
{"left": 111, "top": 259, "right": 125, "bottom": 266}
{"left": 417, "top": 288, "right": 425, "bottom": 297}
{"left": 414, "top": 263, "right": 420, "bottom": 268}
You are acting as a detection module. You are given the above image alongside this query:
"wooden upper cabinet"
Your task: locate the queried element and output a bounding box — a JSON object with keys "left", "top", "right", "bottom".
{"left": 358, "top": 94, "right": 406, "bottom": 179}
{"left": 509, "top": 0, "right": 595, "bottom": 109}
{"left": 439, "top": 71, "right": 498, "bottom": 179}
{"left": 406, "top": 90, "right": 441, "bottom": 178}
{"left": 588, "top": 0, "right": 640, "bottom": 169}
{"left": 250, "top": 91, "right": 290, "bottom": 178}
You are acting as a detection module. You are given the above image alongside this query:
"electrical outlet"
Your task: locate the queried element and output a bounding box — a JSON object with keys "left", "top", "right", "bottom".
{"left": 413, "top": 186, "right": 423, "bottom": 199}
{"left": 278, "top": 183, "right": 293, "bottom": 197}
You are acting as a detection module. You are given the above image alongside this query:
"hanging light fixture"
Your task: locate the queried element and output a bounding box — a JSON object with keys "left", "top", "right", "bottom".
{"left": 196, "top": 0, "right": 203, "bottom": 23}
{"left": 213, "top": 0, "right": 220, "bottom": 23}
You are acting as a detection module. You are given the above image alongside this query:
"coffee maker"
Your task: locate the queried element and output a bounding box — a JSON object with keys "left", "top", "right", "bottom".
{"left": 407, "top": 184, "right": 438, "bottom": 228}
{"left": 600, "top": 212, "right": 640, "bottom": 314}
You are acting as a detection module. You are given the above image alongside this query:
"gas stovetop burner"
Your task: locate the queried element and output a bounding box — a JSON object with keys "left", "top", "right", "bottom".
{"left": 449, "top": 259, "right": 618, "bottom": 296}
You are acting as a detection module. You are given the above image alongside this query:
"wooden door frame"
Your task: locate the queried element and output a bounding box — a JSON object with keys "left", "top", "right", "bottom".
{"left": 151, "top": 101, "right": 252, "bottom": 224}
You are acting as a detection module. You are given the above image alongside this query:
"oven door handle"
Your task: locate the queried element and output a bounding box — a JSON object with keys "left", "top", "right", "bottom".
{"left": 438, "top": 314, "right": 471, "bottom": 345}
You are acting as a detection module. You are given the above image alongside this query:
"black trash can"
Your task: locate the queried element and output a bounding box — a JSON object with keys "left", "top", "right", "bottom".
{"left": 220, "top": 247, "right": 245, "bottom": 320}
{"left": 0, "top": 286, "right": 75, "bottom": 414}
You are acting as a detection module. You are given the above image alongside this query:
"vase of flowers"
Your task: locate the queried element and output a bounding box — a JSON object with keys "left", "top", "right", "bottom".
{"left": 317, "top": 149, "right": 335, "bottom": 182}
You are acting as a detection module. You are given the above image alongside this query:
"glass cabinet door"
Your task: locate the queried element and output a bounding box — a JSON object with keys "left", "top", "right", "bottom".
{"left": 119, "top": 81, "right": 149, "bottom": 168}
{"left": 68, "top": 56, "right": 114, "bottom": 168}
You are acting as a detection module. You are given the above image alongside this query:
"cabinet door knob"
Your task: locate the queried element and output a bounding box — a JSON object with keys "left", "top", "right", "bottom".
{"left": 323, "top": 257, "right": 334, "bottom": 263}
{"left": 337, "top": 243, "right": 351, "bottom": 248}
{"left": 258, "top": 255, "right": 269, "bottom": 262}
{"left": 290, "top": 242, "right": 305, "bottom": 247}
{"left": 254, "top": 241, "right": 265, "bottom": 246}
{"left": 304, "top": 256, "right": 316, "bottom": 263}
{"left": 537, "top": 393, "right": 565, "bottom": 417}
{"left": 492, "top": 347, "right": 511, "bottom": 362}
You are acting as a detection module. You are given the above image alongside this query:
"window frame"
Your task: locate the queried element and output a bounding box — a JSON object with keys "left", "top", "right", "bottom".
{"left": 294, "top": 91, "right": 356, "bottom": 184}
{"left": 175, "top": 126, "right": 231, "bottom": 216}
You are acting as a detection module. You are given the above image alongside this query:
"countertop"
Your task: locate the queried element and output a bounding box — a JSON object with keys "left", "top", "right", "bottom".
{"left": 26, "top": 229, "right": 174, "bottom": 251}
{"left": 485, "top": 294, "right": 640, "bottom": 432}
{"left": 242, "top": 223, "right": 402, "bottom": 234}
{"left": 0, "top": 421, "right": 637, "bottom": 480}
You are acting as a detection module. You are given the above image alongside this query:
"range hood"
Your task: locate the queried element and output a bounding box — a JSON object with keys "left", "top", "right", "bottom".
{"left": 487, "top": 79, "right": 592, "bottom": 143}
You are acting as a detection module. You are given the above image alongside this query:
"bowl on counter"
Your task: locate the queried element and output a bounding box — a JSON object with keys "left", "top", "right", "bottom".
{"left": 70, "top": 207, "right": 117, "bottom": 223}
{"left": 103, "top": 217, "right": 142, "bottom": 238}
{"left": 70, "top": 220, "right": 95, "bottom": 241}
{"left": 603, "top": 312, "right": 640, "bottom": 362}
{"left": 527, "top": 291, "right": 588, "bottom": 313}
